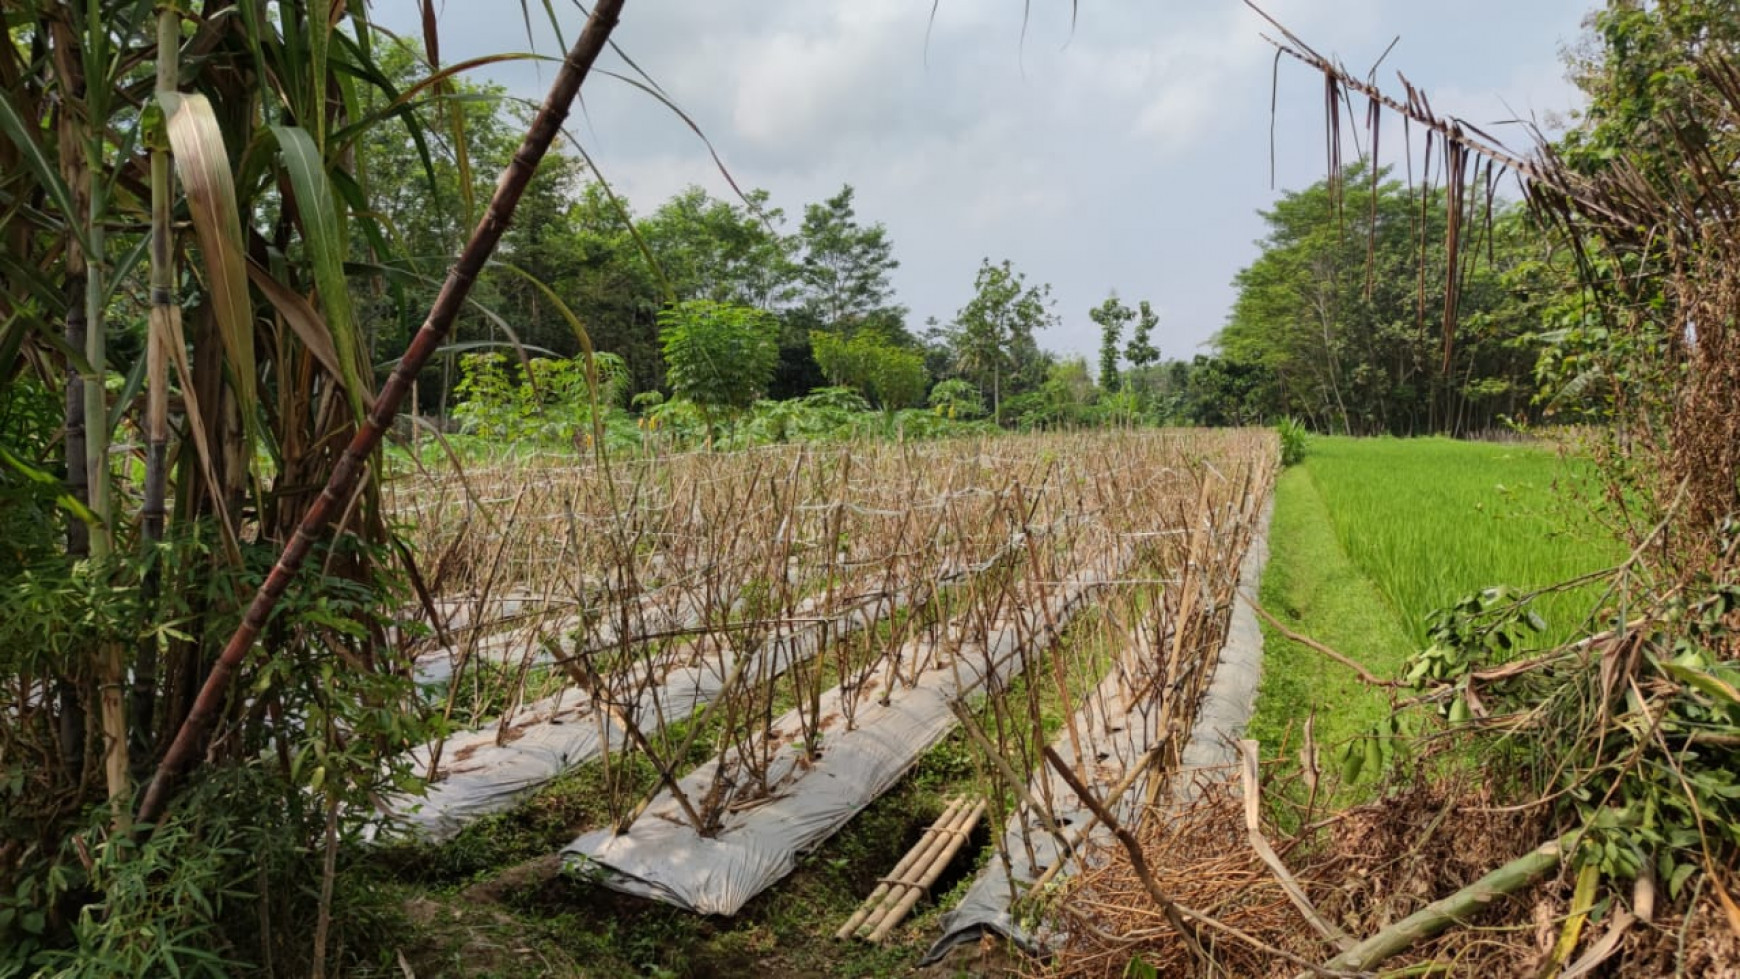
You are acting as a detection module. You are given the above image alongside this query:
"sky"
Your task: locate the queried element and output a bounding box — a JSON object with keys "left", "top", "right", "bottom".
{"left": 377, "top": 1, "right": 1593, "bottom": 364}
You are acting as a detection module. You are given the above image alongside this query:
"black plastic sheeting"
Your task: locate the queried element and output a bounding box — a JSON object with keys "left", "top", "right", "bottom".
{"left": 560, "top": 565, "right": 1117, "bottom": 916}
{"left": 923, "top": 498, "right": 1274, "bottom": 963}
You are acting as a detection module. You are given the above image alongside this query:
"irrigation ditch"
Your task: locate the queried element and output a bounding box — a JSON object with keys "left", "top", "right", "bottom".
{"left": 377, "top": 429, "right": 1280, "bottom": 974}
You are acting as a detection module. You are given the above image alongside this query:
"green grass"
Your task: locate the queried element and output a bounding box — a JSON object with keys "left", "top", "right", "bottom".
{"left": 1246, "top": 463, "right": 1417, "bottom": 755}
{"left": 1249, "top": 437, "right": 1623, "bottom": 758}
{"left": 1306, "top": 437, "right": 1618, "bottom": 646}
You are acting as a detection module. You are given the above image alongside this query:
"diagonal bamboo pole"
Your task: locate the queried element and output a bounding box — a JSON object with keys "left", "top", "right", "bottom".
{"left": 137, "top": 0, "right": 629, "bottom": 825}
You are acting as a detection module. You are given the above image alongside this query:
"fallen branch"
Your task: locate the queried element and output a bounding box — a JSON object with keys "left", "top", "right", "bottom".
{"left": 1249, "top": 598, "right": 1396, "bottom": 688}
{"left": 1296, "top": 833, "right": 1573, "bottom": 979}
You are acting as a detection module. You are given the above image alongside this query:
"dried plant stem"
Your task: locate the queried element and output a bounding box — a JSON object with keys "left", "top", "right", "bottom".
{"left": 1239, "top": 740, "right": 1354, "bottom": 951}
{"left": 1041, "top": 745, "right": 1211, "bottom": 969}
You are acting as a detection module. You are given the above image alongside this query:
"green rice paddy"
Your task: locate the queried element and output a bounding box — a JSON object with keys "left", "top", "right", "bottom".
{"left": 1248, "top": 436, "right": 1622, "bottom": 754}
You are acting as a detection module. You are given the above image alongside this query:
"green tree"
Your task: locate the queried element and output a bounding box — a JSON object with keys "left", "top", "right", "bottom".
{"left": 795, "top": 185, "right": 905, "bottom": 336}
{"left": 947, "top": 259, "right": 1057, "bottom": 425}
{"left": 641, "top": 187, "right": 792, "bottom": 308}
{"left": 1121, "top": 300, "right": 1162, "bottom": 409}
{"left": 810, "top": 331, "right": 928, "bottom": 419}
{"left": 1090, "top": 295, "right": 1134, "bottom": 392}
{"left": 1218, "top": 162, "right": 1548, "bottom": 435}
{"left": 658, "top": 300, "right": 779, "bottom": 436}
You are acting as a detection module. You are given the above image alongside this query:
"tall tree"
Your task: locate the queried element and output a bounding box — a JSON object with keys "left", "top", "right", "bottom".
{"left": 947, "top": 259, "right": 1057, "bottom": 425}
{"left": 1122, "top": 300, "right": 1161, "bottom": 405}
{"left": 1089, "top": 295, "right": 1134, "bottom": 392}
{"left": 641, "top": 187, "right": 791, "bottom": 308}
{"left": 1218, "top": 162, "right": 1549, "bottom": 435}
{"left": 794, "top": 185, "right": 905, "bottom": 337}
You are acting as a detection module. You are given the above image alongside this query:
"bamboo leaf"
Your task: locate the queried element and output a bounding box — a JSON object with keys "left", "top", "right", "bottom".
{"left": 0, "top": 87, "right": 92, "bottom": 256}
{"left": 161, "top": 91, "right": 258, "bottom": 415}
{"left": 271, "top": 124, "right": 367, "bottom": 417}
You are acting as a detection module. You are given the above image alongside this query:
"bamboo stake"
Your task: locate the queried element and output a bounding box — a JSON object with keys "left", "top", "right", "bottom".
{"left": 138, "top": 0, "right": 630, "bottom": 825}
{"left": 864, "top": 798, "right": 986, "bottom": 943}
{"left": 853, "top": 800, "right": 976, "bottom": 938}
{"left": 836, "top": 796, "right": 966, "bottom": 940}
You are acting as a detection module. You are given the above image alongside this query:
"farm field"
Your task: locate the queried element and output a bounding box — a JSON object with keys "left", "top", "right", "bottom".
{"left": 375, "top": 428, "right": 1277, "bottom": 976}
{"left": 1248, "top": 436, "right": 1623, "bottom": 755}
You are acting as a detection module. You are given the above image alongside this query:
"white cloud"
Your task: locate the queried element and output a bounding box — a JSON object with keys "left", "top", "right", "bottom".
{"left": 382, "top": 0, "right": 1596, "bottom": 361}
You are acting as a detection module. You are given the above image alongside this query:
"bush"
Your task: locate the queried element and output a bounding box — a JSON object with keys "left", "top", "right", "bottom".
{"left": 1277, "top": 417, "right": 1309, "bottom": 466}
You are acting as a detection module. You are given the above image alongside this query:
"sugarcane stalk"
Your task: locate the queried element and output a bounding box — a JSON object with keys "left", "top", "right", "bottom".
{"left": 137, "top": 0, "right": 630, "bottom": 825}
{"left": 134, "top": 2, "right": 179, "bottom": 764}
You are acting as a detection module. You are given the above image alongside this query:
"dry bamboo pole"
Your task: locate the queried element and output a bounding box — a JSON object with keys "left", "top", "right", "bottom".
{"left": 836, "top": 796, "right": 968, "bottom": 940}
{"left": 138, "top": 0, "right": 629, "bottom": 824}
{"left": 862, "top": 798, "right": 987, "bottom": 943}
{"left": 1239, "top": 740, "right": 1354, "bottom": 951}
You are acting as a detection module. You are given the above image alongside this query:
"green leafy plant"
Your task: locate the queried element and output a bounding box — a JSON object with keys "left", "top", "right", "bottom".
{"left": 658, "top": 300, "right": 779, "bottom": 439}
{"left": 1276, "top": 417, "right": 1309, "bottom": 467}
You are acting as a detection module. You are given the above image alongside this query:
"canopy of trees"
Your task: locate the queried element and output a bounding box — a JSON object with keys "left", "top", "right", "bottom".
{"left": 1213, "top": 163, "right": 1557, "bottom": 436}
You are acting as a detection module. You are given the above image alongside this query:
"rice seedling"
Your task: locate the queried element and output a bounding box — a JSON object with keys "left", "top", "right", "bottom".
{"left": 1301, "top": 437, "right": 1620, "bottom": 647}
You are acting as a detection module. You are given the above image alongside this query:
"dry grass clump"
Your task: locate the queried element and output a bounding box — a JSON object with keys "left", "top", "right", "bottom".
{"left": 1049, "top": 781, "right": 1297, "bottom": 979}
{"left": 1049, "top": 772, "right": 1740, "bottom": 978}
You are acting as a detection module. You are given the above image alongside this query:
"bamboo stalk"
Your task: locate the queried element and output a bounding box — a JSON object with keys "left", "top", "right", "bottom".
{"left": 836, "top": 796, "right": 966, "bottom": 940}
{"left": 137, "top": 0, "right": 630, "bottom": 825}
{"left": 864, "top": 798, "right": 986, "bottom": 942}
{"left": 852, "top": 800, "right": 975, "bottom": 937}
{"left": 1296, "top": 834, "right": 1572, "bottom": 979}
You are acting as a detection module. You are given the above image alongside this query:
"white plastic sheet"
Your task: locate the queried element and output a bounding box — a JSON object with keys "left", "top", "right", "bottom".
{"left": 560, "top": 567, "right": 1114, "bottom": 916}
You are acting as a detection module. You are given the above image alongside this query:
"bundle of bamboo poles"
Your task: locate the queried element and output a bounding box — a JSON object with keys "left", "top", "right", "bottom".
{"left": 837, "top": 796, "right": 987, "bottom": 943}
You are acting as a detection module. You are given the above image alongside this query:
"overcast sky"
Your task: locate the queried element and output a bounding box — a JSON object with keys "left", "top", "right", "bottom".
{"left": 378, "top": 1, "right": 1592, "bottom": 363}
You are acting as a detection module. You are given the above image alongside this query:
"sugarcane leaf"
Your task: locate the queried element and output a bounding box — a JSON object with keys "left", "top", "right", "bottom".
{"left": 161, "top": 91, "right": 258, "bottom": 414}
{"left": 244, "top": 259, "right": 372, "bottom": 412}
{"left": 271, "top": 124, "right": 366, "bottom": 417}
{"left": 1, "top": 306, "right": 97, "bottom": 377}
{"left": 1661, "top": 661, "right": 1740, "bottom": 708}
{"left": 0, "top": 87, "right": 92, "bottom": 256}
{"left": 0, "top": 311, "right": 25, "bottom": 379}
{"left": 101, "top": 233, "right": 151, "bottom": 308}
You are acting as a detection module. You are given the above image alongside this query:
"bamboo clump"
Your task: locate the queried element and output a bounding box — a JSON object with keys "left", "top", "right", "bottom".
{"left": 837, "top": 795, "right": 987, "bottom": 943}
